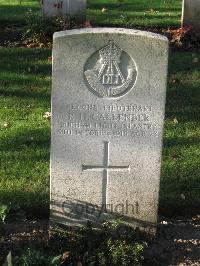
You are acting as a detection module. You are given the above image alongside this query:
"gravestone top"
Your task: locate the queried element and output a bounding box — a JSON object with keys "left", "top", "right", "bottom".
{"left": 54, "top": 27, "right": 168, "bottom": 41}
{"left": 41, "top": 0, "right": 86, "bottom": 20}
{"left": 51, "top": 28, "right": 168, "bottom": 234}
{"left": 181, "top": 0, "right": 200, "bottom": 30}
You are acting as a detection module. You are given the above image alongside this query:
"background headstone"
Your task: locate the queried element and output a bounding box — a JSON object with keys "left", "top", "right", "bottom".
{"left": 51, "top": 28, "right": 168, "bottom": 233}
{"left": 181, "top": 0, "right": 200, "bottom": 30}
{"left": 41, "top": 0, "right": 86, "bottom": 20}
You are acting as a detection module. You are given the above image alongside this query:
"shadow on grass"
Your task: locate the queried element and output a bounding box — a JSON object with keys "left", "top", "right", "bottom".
{"left": 0, "top": 48, "right": 51, "bottom": 105}
{"left": 0, "top": 48, "right": 51, "bottom": 74}
{"left": 168, "top": 50, "right": 200, "bottom": 74}
{"left": 159, "top": 51, "right": 200, "bottom": 216}
{"left": 0, "top": 127, "right": 50, "bottom": 218}
{"left": 159, "top": 189, "right": 200, "bottom": 217}
{"left": 0, "top": 4, "right": 39, "bottom": 25}
{"left": 166, "top": 51, "right": 200, "bottom": 122}
{"left": 89, "top": 13, "right": 181, "bottom": 28}
{"left": 0, "top": 126, "right": 50, "bottom": 151}
{"left": 163, "top": 136, "right": 200, "bottom": 148}
{"left": 165, "top": 85, "right": 200, "bottom": 122}
{"left": 0, "top": 84, "right": 51, "bottom": 104}
{"left": 0, "top": 189, "right": 49, "bottom": 218}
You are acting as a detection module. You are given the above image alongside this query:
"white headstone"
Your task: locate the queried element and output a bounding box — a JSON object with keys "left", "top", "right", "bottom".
{"left": 41, "top": 0, "right": 86, "bottom": 20}
{"left": 181, "top": 0, "right": 200, "bottom": 30}
{"left": 51, "top": 28, "right": 169, "bottom": 233}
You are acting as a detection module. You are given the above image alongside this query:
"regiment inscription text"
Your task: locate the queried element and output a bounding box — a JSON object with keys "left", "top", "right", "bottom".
{"left": 58, "top": 103, "right": 159, "bottom": 138}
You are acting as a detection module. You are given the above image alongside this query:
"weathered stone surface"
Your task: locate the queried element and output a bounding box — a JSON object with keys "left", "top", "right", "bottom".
{"left": 51, "top": 28, "right": 169, "bottom": 233}
{"left": 182, "top": 0, "right": 200, "bottom": 30}
{"left": 41, "top": 0, "right": 86, "bottom": 20}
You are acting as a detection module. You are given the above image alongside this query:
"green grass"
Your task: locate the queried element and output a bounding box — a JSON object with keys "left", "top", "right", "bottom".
{"left": 0, "top": 0, "right": 182, "bottom": 28}
{"left": 160, "top": 51, "right": 200, "bottom": 216}
{"left": 88, "top": 0, "right": 182, "bottom": 28}
{"left": 0, "top": 0, "right": 40, "bottom": 25}
{"left": 0, "top": 48, "right": 51, "bottom": 216}
{"left": 0, "top": 48, "right": 199, "bottom": 217}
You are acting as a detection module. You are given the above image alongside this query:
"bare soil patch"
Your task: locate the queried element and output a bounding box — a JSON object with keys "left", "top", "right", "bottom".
{"left": 0, "top": 216, "right": 199, "bottom": 265}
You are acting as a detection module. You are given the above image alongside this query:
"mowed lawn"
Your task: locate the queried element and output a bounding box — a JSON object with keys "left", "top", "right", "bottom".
{"left": 0, "top": 0, "right": 182, "bottom": 28}
{"left": 0, "top": 0, "right": 40, "bottom": 25}
{"left": 0, "top": 49, "right": 52, "bottom": 216}
{"left": 88, "top": 0, "right": 182, "bottom": 28}
{"left": 0, "top": 48, "right": 199, "bottom": 217}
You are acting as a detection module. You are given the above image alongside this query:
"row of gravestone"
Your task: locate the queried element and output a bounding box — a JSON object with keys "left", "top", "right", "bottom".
{"left": 41, "top": 0, "right": 200, "bottom": 30}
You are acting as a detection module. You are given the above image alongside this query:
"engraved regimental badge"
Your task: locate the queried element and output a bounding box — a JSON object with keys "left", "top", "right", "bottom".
{"left": 84, "top": 40, "right": 137, "bottom": 98}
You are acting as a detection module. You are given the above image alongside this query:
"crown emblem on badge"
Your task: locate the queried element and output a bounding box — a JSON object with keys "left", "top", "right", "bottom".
{"left": 84, "top": 40, "right": 137, "bottom": 98}
{"left": 99, "top": 40, "right": 122, "bottom": 63}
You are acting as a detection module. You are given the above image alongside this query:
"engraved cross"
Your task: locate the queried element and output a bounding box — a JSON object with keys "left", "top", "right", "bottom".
{"left": 82, "top": 141, "right": 130, "bottom": 209}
